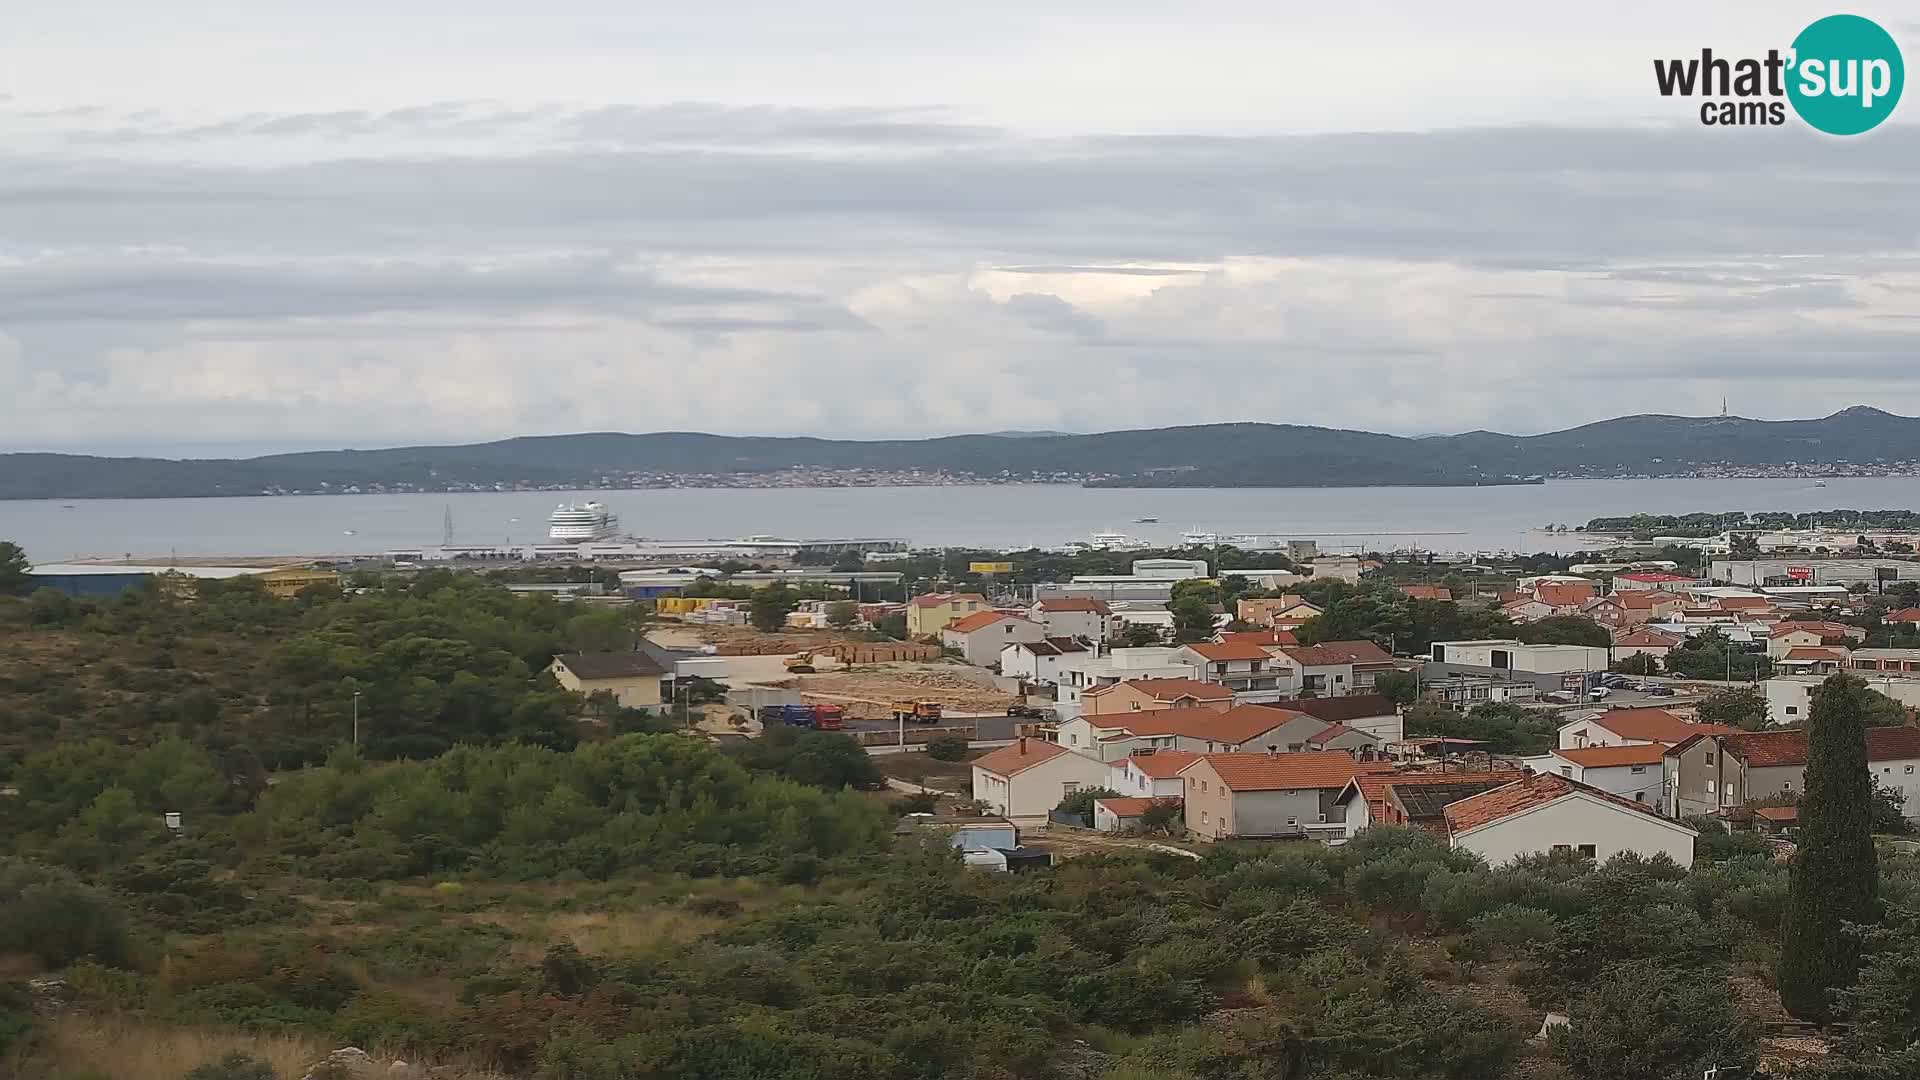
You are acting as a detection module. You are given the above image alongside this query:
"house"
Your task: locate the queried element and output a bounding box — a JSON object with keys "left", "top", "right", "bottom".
{"left": 1237, "top": 596, "right": 1324, "bottom": 630}
{"left": 1226, "top": 568, "right": 1308, "bottom": 591}
{"left": 1557, "top": 707, "right": 1735, "bottom": 750}
{"left": 1333, "top": 769, "right": 1531, "bottom": 837}
{"left": 1613, "top": 572, "right": 1698, "bottom": 592}
{"left": 1775, "top": 646, "right": 1849, "bottom": 675}
{"left": 1613, "top": 627, "right": 1683, "bottom": 664}
{"left": 1524, "top": 744, "right": 1668, "bottom": 806}
{"left": 1768, "top": 622, "right": 1866, "bottom": 658}
{"left": 1847, "top": 648, "right": 1920, "bottom": 675}
{"left": 1442, "top": 772, "right": 1697, "bottom": 867}
{"left": 1278, "top": 645, "right": 1359, "bottom": 697}
{"left": 1058, "top": 704, "right": 1337, "bottom": 761}
{"left": 1217, "top": 628, "right": 1299, "bottom": 648}
{"left": 1176, "top": 641, "right": 1296, "bottom": 702}
{"left": 1053, "top": 648, "right": 1205, "bottom": 716}
{"left": 1533, "top": 581, "right": 1598, "bottom": 611}
{"left": 1280, "top": 693, "right": 1405, "bottom": 743}
{"left": 1500, "top": 598, "right": 1555, "bottom": 624}
{"left": 1108, "top": 749, "right": 1202, "bottom": 798}
{"left": 1663, "top": 726, "right": 1920, "bottom": 819}
{"left": 1422, "top": 675, "right": 1540, "bottom": 709}
{"left": 1430, "top": 639, "right": 1612, "bottom": 675}
{"left": 548, "top": 652, "right": 666, "bottom": 711}
{"left": 1399, "top": 585, "right": 1453, "bottom": 602}
{"left": 895, "top": 815, "right": 1018, "bottom": 853}
{"left": 907, "top": 592, "right": 990, "bottom": 636}
{"left": 1093, "top": 796, "right": 1180, "bottom": 832}
{"left": 1305, "top": 640, "right": 1396, "bottom": 692}
{"left": 999, "top": 637, "right": 1090, "bottom": 683}
{"left": 969, "top": 738, "right": 1111, "bottom": 818}
{"left": 1308, "top": 724, "right": 1383, "bottom": 755}
{"left": 1081, "top": 677, "right": 1233, "bottom": 717}
{"left": 1885, "top": 607, "right": 1920, "bottom": 627}
{"left": 1309, "top": 556, "right": 1365, "bottom": 584}
{"left": 1180, "top": 752, "right": 1366, "bottom": 840}
{"left": 942, "top": 611, "right": 1047, "bottom": 666}
{"left": 1579, "top": 596, "right": 1631, "bottom": 629}
{"left": 1029, "top": 597, "right": 1114, "bottom": 645}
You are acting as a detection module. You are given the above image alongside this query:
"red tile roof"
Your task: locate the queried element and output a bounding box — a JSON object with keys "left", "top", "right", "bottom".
{"left": 1442, "top": 771, "right": 1669, "bottom": 834}
{"left": 1553, "top": 743, "right": 1669, "bottom": 767}
{"left": 1280, "top": 644, "right": 1363, "bottom": 667}
{"left": 1124, "top": 750, "right": 1203, "bottom": 778}
{"left": 1781, "top": 646, "right": 1848, "bottom": 662}
{"left": 1715, "top": 596, "right": 1772, "bottom": 610}
{"left": 1280, "top": 694, "right": 1399, "bottom": 724}
{"left": 1187, "top": 751, "right": 1361, "bottom": 792}
{"left": 1095, "top": 796, "right": 1179, "bottom": 818}
{"left": 970, "top": 738, "right": 1076, "bottom": 777}
{"left": 1109, "top": 705, "right": 1306, "bottom": 745}
{"left": 1308, "top": 723, "right": 1360, "bottom": 745}
{"left": 1312, "top": 639, "right": 1395, "bottom": 665}
{"left": 1752, "top": 805, "right": 1798, "bottom": 822}
{"left": 1535, "top": 582, "right": 1597, "bottom": 607}
{"left": 1218, "top": 629, "right": 1299, "bottom": 648}
{"left": 1578, "top": 708, "right": 1736, "bottom": 744}
{"left": 1083, "top": 677, "right": 1232, "bottom": 702}
{"left": 1184, "top": 640, "right": 1276, "bottom": 662}
{"left": 945, "top": 610, "right": 1030, "bottom": 634}
{"left": 1614, "top": 628, "right": 1682, "bottom": 646}
{"left": 1886, "top": 607, "right": 1920, "bottom": 623}
{"left": 1870, "top": 726, "right": 1920, "bottom": 760}
{"left": 1013, "top": 637, "right": 1090, "bottom": 657}
{"left": 1399, "top": 585, "right": 1453, "bottom": 601}
{"left": 1716, "top": 727, "right": 1920, "bottom": 767}
{"left": 1034, "top": 597, "right": 1113, "bottom": 614}
{"left": 911, "top": 592, "right": 985, "bottom": 608}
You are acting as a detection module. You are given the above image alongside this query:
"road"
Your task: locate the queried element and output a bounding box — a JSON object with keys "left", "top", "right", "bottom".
{"left": 842, "top": 713, "right": 1017, "bottom": 740}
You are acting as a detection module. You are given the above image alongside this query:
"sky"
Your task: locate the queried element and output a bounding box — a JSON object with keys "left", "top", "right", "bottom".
{"left": 5, "top": 1, "right": 1920, "bottom": 455}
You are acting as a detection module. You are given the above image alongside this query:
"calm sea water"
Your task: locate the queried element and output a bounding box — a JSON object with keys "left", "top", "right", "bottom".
{"left": 4, "top": 477, "right": 1915, "bottom": 563}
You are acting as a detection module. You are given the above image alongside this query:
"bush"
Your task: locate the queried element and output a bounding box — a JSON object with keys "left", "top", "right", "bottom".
{"left": 925, "top": 735, "right": 970, "bottom": 762}
{"left": 185, "top": 1052, "right": 277, "bottom": 1080}
{"left": 1553, "top": 960, "right": 1758, "bottom": 1080}
{"left": 0, "top": 859, "right": 133, "bottom": 969}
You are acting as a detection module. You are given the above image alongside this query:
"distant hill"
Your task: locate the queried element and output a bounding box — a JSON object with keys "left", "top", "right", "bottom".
{"left": 5, "top": 407, "right": 1918, "bottom": 499}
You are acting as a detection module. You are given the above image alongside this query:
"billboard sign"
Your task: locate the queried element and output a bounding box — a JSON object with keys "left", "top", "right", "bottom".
{"left": 969, "top": 562, "right": 1013, "bottom": 574}
{"left": 1786, "top": 565, "right": 1814, "bottom": 581}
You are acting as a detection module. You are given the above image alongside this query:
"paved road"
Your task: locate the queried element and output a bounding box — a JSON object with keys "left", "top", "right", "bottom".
{"left": 843, "top": 713, "right": 1017, "bottom": 739}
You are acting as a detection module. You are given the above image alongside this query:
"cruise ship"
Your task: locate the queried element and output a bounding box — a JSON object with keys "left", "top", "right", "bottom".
{"left": 547, "top": 502, "right": 620, "bottom": 542}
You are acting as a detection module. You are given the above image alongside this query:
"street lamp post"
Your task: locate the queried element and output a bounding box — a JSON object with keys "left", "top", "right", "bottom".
{"left": 352, "top": 691, "right": 361, "bottom": 747}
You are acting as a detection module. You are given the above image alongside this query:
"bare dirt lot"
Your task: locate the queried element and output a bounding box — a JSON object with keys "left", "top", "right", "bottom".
{"left": 773, "top": 664, "right": 1015, "bottom": 716}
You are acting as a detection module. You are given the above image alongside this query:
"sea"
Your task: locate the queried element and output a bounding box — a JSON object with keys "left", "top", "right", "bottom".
{"left": 7, "top": 477, "right": 1920, "bottom": 564}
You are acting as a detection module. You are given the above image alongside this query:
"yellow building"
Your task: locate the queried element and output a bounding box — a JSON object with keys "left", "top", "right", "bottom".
{"left": 256, "top": 566, "right": 341, "bottom": 599}
{"left": 905, "top": 592, "right": 990, "bottom": 637}
{"left": 548, "top": 652, "right": 667, "bottom": 711}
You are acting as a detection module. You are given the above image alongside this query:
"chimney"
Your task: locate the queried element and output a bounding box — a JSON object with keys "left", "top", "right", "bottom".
{"left": 1018, "top": 737, "right": 1027, "bottom": 755}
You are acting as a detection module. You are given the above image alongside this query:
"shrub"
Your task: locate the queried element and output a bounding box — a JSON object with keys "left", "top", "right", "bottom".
{"left": 0, "top": 859, "right": 133, "bottom": 968}
{"left": 184, "top": 1052, "right": 277, "bottom": 1080}
{"left": 925, "top": 736, "right": 970, "bottom": 762}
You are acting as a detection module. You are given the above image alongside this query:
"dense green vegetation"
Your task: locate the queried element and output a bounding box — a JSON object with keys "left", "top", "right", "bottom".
{"left": 1292, "top": 582, "right": 1513, "bottom": 654}
{"left": 1586, "top": 508, "right": 1920, "bottom": 538}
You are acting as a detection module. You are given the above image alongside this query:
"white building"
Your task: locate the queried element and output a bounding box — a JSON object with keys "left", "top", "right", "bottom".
{"left": 1130, "top": 558, "right": 1208, "bottom": 580}
{"left": 1028, "top": 597, "right": 1114, "bottom": 645}
{"left": 1522, "top": 744, "right": 1667, "bottom": 806}
{"left": 1765, "top": 674, "right": 1920, "bottom": 727}
{"left": 1309, "top": 556, "right": 1364, "bottom": 583}
{"left": 1428, "top": 639, "right": 1613, "bottom": 675}
{"left": 1051, "top": 647, "right": 1201, "bottom": 717}
{"left": 998, "top": 638, "right": 1091, "bottom": 684}
{"left": 1107, "top": 749, "right": 1202, "bottom": 799}
{"left": 1442, "top": 773, "right": 1697, "bottom": 868}
{"left": 969, "top": 738, "right": 1111, "bottom": 819}
{"left": 941, "top": 612, "right": 1047, "bottom": 666}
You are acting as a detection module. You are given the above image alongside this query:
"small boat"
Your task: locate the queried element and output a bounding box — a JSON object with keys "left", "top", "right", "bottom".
{"left": 1813, "top": 480, "right": 1828, "bottom": 488}
{"left": 1134, "top": 516, "right": 1159, "bottom": 523}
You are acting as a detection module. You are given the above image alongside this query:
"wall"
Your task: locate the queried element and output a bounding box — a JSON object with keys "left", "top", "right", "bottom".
{"left": 550, "top": 666, "right": 662, "bottom": 710}
{"left": 1664, "top": 738, "right": 1728, "bottom": 817}
{"left": 1452, "top": 795, "right": 1695, "bottom": 868}
{"left": 971, "top": 751, "right": 1110, "bottom": 818}
{"left": 1870, "top": 756, "right": 1920, "bottom": 820}
{"left": 945, "top": 619, "right": 1046, "bottom": 666}
{"left": 1035, "top": 608, "right": 1110, "bottom": 644}
{"left": 1227, "top": 787, "right": 1333, "bottom": 837}
{"left": 1570, "top": 762, "right": 1663, "bottom": 806}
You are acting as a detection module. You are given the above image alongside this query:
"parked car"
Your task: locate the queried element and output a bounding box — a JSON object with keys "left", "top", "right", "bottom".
{"left": 1599, "top": 675, "right": 1632, "bottom": 689}
{"left": 1588, "top": 686, "right": 1611, "bottom": 700}
{"left": 1642, "top": 686, "right": 1676, "bottom": 697}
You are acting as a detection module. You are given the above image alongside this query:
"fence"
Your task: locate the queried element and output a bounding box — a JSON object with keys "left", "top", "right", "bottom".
{"left": 820, "top": 642, "right": 943, "bottom": 663}
{"left": 850, "top": 725, "right": 977, "bottom": 747}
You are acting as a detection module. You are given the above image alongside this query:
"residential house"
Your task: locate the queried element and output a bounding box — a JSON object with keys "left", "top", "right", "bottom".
{"left": 1053, "top": 648, "right": 1205, "bottom": 716}
{"left": 1442, "top": 772, "right": 1697, "bottom": 868}
{"left": 1176, "top": 641, "right": 1296, "bottom": 702}
{"left": 548, "top": 652, "right": 666, "bottom": 711}
{"left": 1280, "top": 693, "right": 1405, "bottom": 743}
{"left": 1579, "top": 595, "right": 1632, "bottom": 629}
{"left": 942, "top": 611, "right": 1047, "bottom": 666}
{"left": 1181, "top": 752, "right": 1366, "bottom": 840}
{"left": 1557, "top": 707, "right": 1735, "bottom": 751}
{"left": 1093, "top": 796, "right": 1180, "bottom": 832}
{"left": 1884, "top": 607, "right": 1920, "bottom": 628}
{"left": 1422, "top": 675, "right": 1540, "bottom": 710}
{"left": 999, "top": 637, "right": 1090, "bottom": 684}
{"left": 1029, "top": 597, "right": 1114, "bottom": 645}
{"left": 1278, "top": 645, "right": 1357, "bottom": 697}
{"left": 1081, "top": 677, "right": 1233, "bottom": 717}
{"left": 1613, "top": 572, "right": 1698, "bottom": 592}
{"left": 1057, "top": 704, "right": 1334, "bottom": 761}
{"left": 1775, "top": 646, "right": 1849, "bottom": 675}
{"left": 1217, "top": 628, "right": 1300, "bottom": 648}
{"left": 1236, "top": 596, "right": 1325, "bottom": 630}
{"left": 969, "top": 738, "right": 1111, "bottom": 818}
{"left": 1430, "top": 639, "right": 1613, "bottom": 676}
{"left": 1764, "top": 673, "right": 1920, "bottom": 727}
{"left": 1399, "top": 585, "right": 1453, "bottom": 601}
{"left": 1228, "top": 568, "right": 1308, "bottom": 591}
{"left": 906, "top": 592, "right": 990, "bottom": 636}
{"left": 1613, "top": 627, "right": 1684, "bottom": 665}
{"left": 1664, "top": 726, "right": 1920, "bottom": 819}
{"left": 1533, "top": 581, "right": 1598, "bottom": 612}
{"left": 1501, "top": 598, "right": 1555, "bottom": 624}
{"left": 1524, "top": 744, "right": 1668, "bottom": 805}
{"left": 1267, "top": 600, "right": 1326, "bottom": 631}
{"left": 1309, "top": 556, "right": 1364, "bottom": 584}
{"left": 1848, "top": 647, "right": 1920, "bottom": 675}
{"left": 1107, "top": 749, "right": 1202, "bottom": 798}
{"left": 1333, "top": 769, "right": 1530, "bottom": 837}
{"left": 1767, "top": 622, "right": 1866, "bottom": 658}
{"left": 1305, "top": 640, "right": 1396, "bottom": 692}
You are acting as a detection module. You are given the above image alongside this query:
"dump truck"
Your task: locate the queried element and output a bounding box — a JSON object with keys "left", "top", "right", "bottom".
{"left": 812, "top": 704, "right": 847, "bottom": 730}
{"left": 892, "top": 701, "right": 945, "bottom": 724}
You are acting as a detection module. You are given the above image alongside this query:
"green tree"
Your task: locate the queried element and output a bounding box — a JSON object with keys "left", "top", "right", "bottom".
{"left": 1611, "top": 652, "right": 1658, "bottom": 676}
{"left": 0, "top": 541, "right": 28, "bottom": 596}
{"left": 1116, "top": 623, "right": 1163, "bottom": 648}
{"left": 1138, "top": 799, "right": 1183, "bottom": 835}
{"left": 1168, "top": 596, "right": 1215, "bottom": 644}
{"left": 1869, "top": 778, "right": 1910, "bottom": 835}
{"left": 1695, "top": 686, "right": 1770, "bottom": 731}
{"left": 749, "top": 584, "right": 801, "bottom": 633}
{"left": 1373, "top": 669, "right": 1419, "bottom": 706}
{"left": 1056, "top": 787, "right": 1120, "bottom": 818}
{"left": 1515, "top": 615, "right": 1611, "bottom": 647}
{"left": 1863, "top": 689, "right": 1909, "bottom": 727}
{"left": 566, "top": 608, "right": 636, "bottom": 653}
{"left": 925, "top": 735, "right": 969, "bottom": 762}
{"left": 49, "top": 787, "right": 169, "bottom": 871}
{"left": 1731, "top": 534, "right": 1762, "bottom": 558}
{"left": 1779, "top": 674, "right": 1883, "bottom": 1023}
{"left": 1553, "top": 960, "right": 1758, "bottom": 1080}
{"left": 873, "top": 612, "right": 907, "bottom": 640}
{"left": 824, "top": 601, "right": 858, "bottom": 630}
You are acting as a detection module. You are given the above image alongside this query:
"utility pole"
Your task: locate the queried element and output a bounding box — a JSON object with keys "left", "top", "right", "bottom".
{"left": 352, "top": 690, "right": 362, "bottom": 747}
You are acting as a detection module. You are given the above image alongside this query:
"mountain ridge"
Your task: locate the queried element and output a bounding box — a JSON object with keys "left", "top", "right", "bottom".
{"left": 4, "top": 407, "right": 1916, "bottom": 499}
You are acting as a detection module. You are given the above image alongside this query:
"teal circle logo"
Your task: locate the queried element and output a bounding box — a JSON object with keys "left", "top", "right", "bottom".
{"left": 1787, "top": 14, "right": 1904, "bottom": 135}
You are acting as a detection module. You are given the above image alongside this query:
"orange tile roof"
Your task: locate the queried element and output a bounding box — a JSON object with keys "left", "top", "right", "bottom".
{"left": 1124, "top": 750, "right": 1203, "bottom": 778}
{"left": 945, "top": 610, "right": 1031, "bottom": 634}
{"left": 1094, "top": 796, "right": 1179, "bottom": 817}
{"left": 1399, "top": 585, "right": 1453, "bottom": 601}
{"left": 1781, "top": 646, "right": 1848, "bottom": 662}
{"left": 1313, "top": 639, "right": 1395, "bottom": 665}
{"left": 1869, "top": 726, "right": 1920, "bottom": 760}
{"left": 1614, "top": 628, "right": 1682, "bottom": 646}
{"left": 1886, "top": 607, "right": 1920, "bottom": 623}
{"left": 1188, "top": 751, "right": 1360, "bottom": 792}
{"left": 1184, "top": 640, "right": 1275, "bottom": 662}
{"left": 1280, "top": 644, "right": 1362, "bottom": 667}
{"left": 1111, "top": 705, "right": 1305, "bottom": 744}
{"left": 1308, "top": 723, "right": 1360, "bottom": 745}
{"left": 1772, "top": 621, "right": 1862, "bottom": 639}
{"left": 1715, "top": 728, "right": 1920, "bottom": 767}
{"left": 1535, "top": 582, "right": 1597, "bottom": 607}
{"left": 1218, "top": 629, "right": 1299, "bottom": 648}
{"left": 1716, "top": 596, "right": 1771, "bottom": 610}
{"left": 1752, "top": 805, "right": 1798, "bottom": 822}
{"left": 970, "top": 738, "right": 1077, "bottom": 777}
{"left": 1083, "top": 677, "right": 1232, "bottom": 702}
{"left": 1442, "top": 771, "right": 1669, "bottom": 834}
{"left": 911, "top": 592, "right": 985, "bottom": 608}
{"left": 1553, "top": 743, "right": 1669, "bottom": 767}
{"left": 1580, "top": 708, "right": 1736, "bottom": 744}
{"left": 1034, "top": 597, "right": 1112, "bottom": 614}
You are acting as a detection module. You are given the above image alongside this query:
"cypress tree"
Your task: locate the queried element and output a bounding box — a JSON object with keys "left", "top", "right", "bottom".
{"left": 1778, "top": 673, "right": 1882, "bottom": 1023}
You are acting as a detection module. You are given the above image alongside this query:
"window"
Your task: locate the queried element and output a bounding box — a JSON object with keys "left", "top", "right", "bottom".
{"left": 1063, "top": 783, "right": 1079, "bottom": 795}
{"left": 1317, "top": 813, "right": 1328, "bottom": 823}
{"left": 1630, "top": 765, "right": 1646, "bottom": 774}
{"left": 1634, "top": 792, "right": 1645, "bottom": 802}
{"left": 1559, "top": 766, "right": 1573, "bottom": 778}
{"left": 1069, "top": 734, "right": 1078, "bottom": 745}
{"left": 1286, "top": 817, "right": 1298, "bottom": 828}
{"left": 1787, "top": 706, "right": 1798, "bottom": 715}
{"left": 1200, "top": 780, "right": 1208, "bottom": 793}
{"left": 1577, "top": 844, "right": 1597, "bottom": 859}
{"left": 1551, "top": 844, "right": 1572, "bottom": 854}
{"left": 1706, "top": 779, "right": 1715, "bottom": 794}
{"left": 1783, "top": 780, "right": 1793, "bottom": 791}
{"left": 1705, "top": 751, "right": 1714, "bottom": 764}
{"left": 1907, "top": 765, "right": 1915, "bottom": 775}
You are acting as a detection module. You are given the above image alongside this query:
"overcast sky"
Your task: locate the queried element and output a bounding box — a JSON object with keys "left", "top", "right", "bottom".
{"left": 5, "top": 1, "right": 1920, "bottom": 455}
